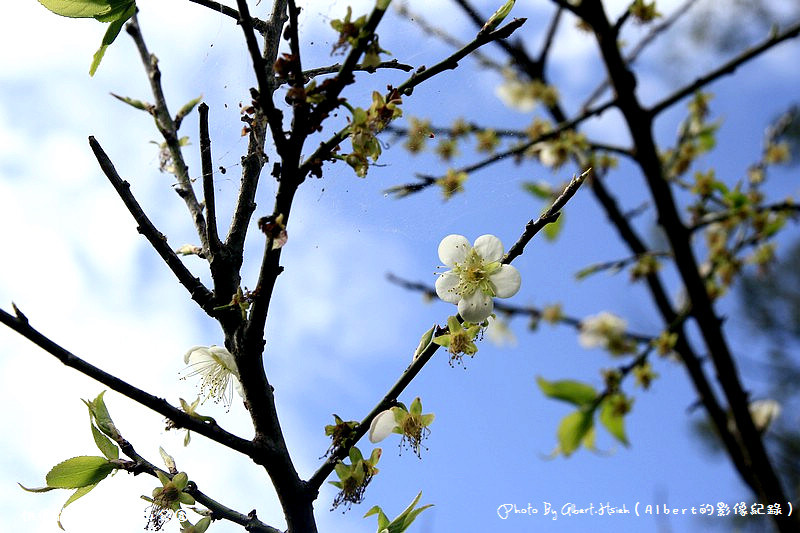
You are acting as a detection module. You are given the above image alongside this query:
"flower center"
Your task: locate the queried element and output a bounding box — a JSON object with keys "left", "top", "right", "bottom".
{"left": 453, "top": 249, "right": 499, "bottom": 297}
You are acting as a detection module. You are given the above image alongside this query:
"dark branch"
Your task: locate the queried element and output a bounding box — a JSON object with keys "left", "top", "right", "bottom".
{"left": 503, "top": 169, "right": 589, "bottom": 264}
{"left": 650, "top": 21, "right": 800, "bottom": 116}
{"left": 125, "top": 16, "right": 209, "bottom": 250}
{"left": 187, "top": 0, "right": 269, "bottom": 33}
{"left": 0, "top": 307, "right": 255, "bottom": 457}
{"left": 89, "top": 137, "right": 216, "bottom": 315}
{"left": 199, "top": 103, "right": 222, "bottom": 255}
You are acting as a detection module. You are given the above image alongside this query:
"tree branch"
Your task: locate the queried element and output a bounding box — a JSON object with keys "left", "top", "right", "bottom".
{"left": 89, "top": 137, "right": 216, "bottom": 315}
{"left": 503, "top": 169, "right": 589, "bottom": 263}
{"left": 650, "top": 20, "right": 800, "bottom": 117}
{"left": 581, "top": 2, "right": 794, "bottom": 524}
{"left": 0, "top": 307, "right": 255, "bottom": 457}
{"left": 125, "top": 15, "right": 209, "bottom": 251}
{"left": 199, "top": 103, "right": 222, "bottom": 256}
{"left": 187, "top": 0, "right": 269, "bottom": 33}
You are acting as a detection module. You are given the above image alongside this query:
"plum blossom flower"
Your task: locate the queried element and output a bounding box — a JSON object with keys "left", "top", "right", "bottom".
{"left": 578, "top": 312, "right": 636, "bottom": 355}
{"left": 435, "top": 235, "right": 521, "bottom": 323}
{"left": 182, "top": 345, "right": 243, "bottom": 410}
{"left": 749, "top": 399, "right": 781, "bottom": 432}
{"left": 368, "top": 409, "right": 398, "bottom": 443}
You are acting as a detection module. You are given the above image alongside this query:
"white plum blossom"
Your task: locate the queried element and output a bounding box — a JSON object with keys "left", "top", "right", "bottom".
{"left": 579, "top": 312, "right": 628, "bottom": 350}
{"left": 182, "top": 345, "right": 243, "bottom": 409}
{"left": 368, "top": 409, "right": 398, "bottom": 443}
{"left": 435, "top": 234, "right": 521, "bottom": 323}
{"left": 495, "top": 79, "right": 537, "bottom": 112}
{"left": 749, "top": 399, "right": 781, "bottom": 432}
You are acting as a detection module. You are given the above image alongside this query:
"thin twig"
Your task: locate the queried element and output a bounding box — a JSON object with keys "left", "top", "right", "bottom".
{"left": 396, "top": 18, "right": 527, "bottom": 96}
{"left": 385, "top": 273, "right": 655, "bottom": 343}
{"left": 235, "top": 0, "right": 287, "bottom": 154}
{"left": 125, "top": 16, "right": 209, "bottom": 250}
{"left": 275, "top": 59, "right": 414, "bottom": 86}
{"left": 89, "top": 137, "right": 216, "bottom": 315}
{"left": 186, "top": 0, "right": 269, "bottom": 33}
{"left": 384, "top": 99, "right": 615, "bottom": 197}
{"left": 649, "top": 20, "right": 800, "bottom": 116}
{"left": 503, "top": 169, "right": 589, "bottom": 264}
{"left": 0, "top": 307, "right": 254, "bottom": 456}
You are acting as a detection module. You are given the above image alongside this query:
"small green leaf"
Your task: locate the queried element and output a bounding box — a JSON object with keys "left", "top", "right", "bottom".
{"left": 557, "top": 410, "right": 594, "bottom": 457}
{"left": 364, "top": 505, "right": 390, "bottom": 529}
{"left": 45, "top": 456, "right": 115, "bottom": 489}
{"left": 522, "top": 181, "right": 553, "bottom": 199}
{"left": 536, "top": 376, "right": 597, "bottom": 406}
{"left": 159, "top": 447, "right": 176, "bottom": 472}
{"left": 58, "top": 484, "right": 99, "bottom": 531}
{"left": 111, "top": 92, "right": 151, "bottom": 111}
{"left": 413, "top": 325, "right": 435, "bottom": 360}
{"left": 480, "top": 0, "right": 516, "bottom": 34}
{"left": 83, "top": 391, "right": 118, "bottom": 439}
{"left": 90, "top": 423, "right": 119, "bottom": 460}
{"left": 37, "top": 0, "right": 129, "bottom": 18}
{"left": 599, "top": 396, "right": 630, "bottom": 446}
{"left": 18, "top": 483, "right": 58, "bottom": 493}
{"left": 89, "top": 3, "right": 135, "bottom": 76}
{"left": 543, "top": 212, "right": 563, "bottom": 241}
{"left": 176, "top": 95, "right": 203, "bottom": 124}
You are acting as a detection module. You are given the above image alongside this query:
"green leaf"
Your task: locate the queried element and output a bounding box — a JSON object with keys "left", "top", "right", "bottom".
{"left": 83, "top": 391, "right": 118, "bottom": 438}
{"left": 522, "top": 181, "right": 553, "bottom": 199}
{"left": 480, "top": 0, "right": 516, "bottom": 34}
{"left": 18, "top": 483, "right": 58, "bottom": 493}
{"left": 57, "top": 484, "right": 99, "bottom": 531}
{"left": 536, "top": 376, "right": 597, "bottom": 407}
{"left": 37, "top": 0, "right": 130, "bottom": 18}
{"left": 89, "top": 3, "right": 135, "bottom": 76}
{"left": 111, "top": 92, "right": 151, "bottom": 111}
{"left": 557, "top": 410, "right": 594, "bottom": 457}
{"left": 159, "top": 447, "right": 176, "bottom": 471}
{"left": 45, "top": 456, "right": 115, "bottom": 489}
{"left": 176, "top": 95, "right": 203, "bottom": 124}
{"left": 364, "top": 505, "right": 390, "bottom": 529}
{"left": 90, "top": 423, "right": 119, "bottom": 460}
{"left": 599, "top": 397, "right": 630, "bottom": 446}
{"left": 543, "top": 212, "right": 563, "bottom": 241}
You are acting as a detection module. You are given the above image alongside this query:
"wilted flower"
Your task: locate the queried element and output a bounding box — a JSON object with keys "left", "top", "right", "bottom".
{"left": 182, "top": 345, "right": 243, "bottom": 410}
{"left": 435, "top": 235, "right": 521, "bottom": 323}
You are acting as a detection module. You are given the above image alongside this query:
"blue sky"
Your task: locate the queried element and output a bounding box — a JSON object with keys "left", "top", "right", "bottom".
{"left": 1, "top": 1, "right": 799, "bottom": 532}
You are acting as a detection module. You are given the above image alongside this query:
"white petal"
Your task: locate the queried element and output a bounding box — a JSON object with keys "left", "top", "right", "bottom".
{"left": 491, "top": 264, "right": 521, "bottom": 298}
{"left": 458, "top": 289, "right": 493, "bottom": 323}
{"left": 369, "top": 410, "right": 398, "bottom": 443}
{"left": 231, "top": 376, "right": 245, "bottom": 399}
{"left": 208, "top": 345, "right": 236, "bottom": 370}
{"left": 435, "top": 271, "right": 462, "bottom": 304}
{"left": 184, "top": 345, "right": 210, "bottom": 364}
{"left": 438, "top": 234, "right": 470, "bottom": 266}
{"left": 473, "top": 234, "right": 504, "bottom": 262}
{"left": 578, "top": 331, "right": 604, "bottom": 349}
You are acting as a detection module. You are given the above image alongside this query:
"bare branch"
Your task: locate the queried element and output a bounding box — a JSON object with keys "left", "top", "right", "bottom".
{"left": 89, "top": 137, "right": 216, "bottom": 315}
{"left": 396, "top": 18, "right": 527, "bottom": 96}
{"left": 275, "top": 59, "right": 414, "bottom": 86}
{"left": 125, "top": 16, "right": 208, "bottom": 250}
{"left": 0, "top": 307, "right": 254, "bottom": 457}
{"left": 199, "top": 103, "right": 222, "bottom": 255}
{"left": 187, "top": 0, "right": 269, "bottom": 33}
{"left": 384, "top": 99, "right": 615, "bottom": 197}
{"left": 650, "top": 20, "right": 800, "bottom": 116}
{"left": 503, "top": 169, "right": 589, "bottom": 264}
